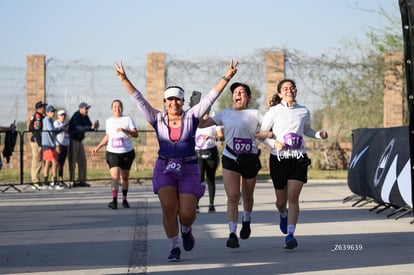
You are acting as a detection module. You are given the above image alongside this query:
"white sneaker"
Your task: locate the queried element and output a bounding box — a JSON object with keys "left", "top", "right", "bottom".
{"left": 55, "top": 184, "right": 64, "bottom": 190}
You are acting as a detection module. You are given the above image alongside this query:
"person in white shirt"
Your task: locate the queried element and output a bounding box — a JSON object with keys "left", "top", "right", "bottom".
{"left": 54, "top": 109, "right": 70, "bottom": 188}
{"left": 199, "top": 82, "right": 263, "bottom": 249}
{"left": 194, "top": 108, "right": 224, "bottom": 213}
{"left": 259, "top": 79, "right": 328, "bottom": 249}
{"left": 92, "top": 99, "right": 138, "bottom": 209}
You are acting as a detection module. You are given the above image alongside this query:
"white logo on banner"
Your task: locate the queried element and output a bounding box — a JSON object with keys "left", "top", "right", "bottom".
{"left": 379, "top": 155, "right": 412, "bottom": 207}
{"left": 370, "top": 138, "right": 412, "bottom": 208}
{"left": 374, "top": 139, "right": 394, "bottom": 187}
{"left": 349, "top": 145, "right": 370, "bottom": 169}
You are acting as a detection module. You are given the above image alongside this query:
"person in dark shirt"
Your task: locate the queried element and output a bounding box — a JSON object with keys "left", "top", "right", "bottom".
{"left": 29, "top": 101, "right": 47, "bottom": 188}
{"left": 68, "top": 102, "right": 99, "bottom": 187}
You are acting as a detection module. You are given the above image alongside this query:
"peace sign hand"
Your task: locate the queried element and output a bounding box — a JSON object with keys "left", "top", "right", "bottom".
{"left": 115, "top": 62, "right": 127, "bottom": 81}
{"left": 224, "top": 59, "right": 239, "bottom": 80}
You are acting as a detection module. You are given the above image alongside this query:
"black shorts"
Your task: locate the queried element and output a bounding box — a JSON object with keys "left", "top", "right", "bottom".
{"left": 106, "top": 150, "right": 136, "bottom": 170}
{"left": 222, "top": 154, "right": 260, "bottom": 179}
{"left": 269, "top": 154, "right": 311, "bottom": 189}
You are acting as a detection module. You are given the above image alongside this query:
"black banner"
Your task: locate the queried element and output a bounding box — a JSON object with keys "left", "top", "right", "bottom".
{"left": 348, "top": 127, "right": 412, "bottom": 208}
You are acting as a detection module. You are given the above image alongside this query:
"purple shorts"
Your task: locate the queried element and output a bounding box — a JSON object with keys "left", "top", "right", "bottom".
{"left": 152, "top": 158, "right": 205, "bottom": 199}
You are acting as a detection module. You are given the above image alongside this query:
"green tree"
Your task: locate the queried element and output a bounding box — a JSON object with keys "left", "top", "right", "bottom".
{"left": 293, "top": 5, "right": 403, "bottom": 143}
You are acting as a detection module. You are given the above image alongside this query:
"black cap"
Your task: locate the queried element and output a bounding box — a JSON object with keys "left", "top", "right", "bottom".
{"left": 230, "top": 82, "right": 251, "bottom": 96}
{"left": 79, "top": 102, "right": 91, "bottom": 109}
{"left": 35, "top": 101, "right": 47, "bottom": 109}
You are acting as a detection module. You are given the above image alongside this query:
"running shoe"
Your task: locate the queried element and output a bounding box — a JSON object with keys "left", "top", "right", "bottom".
{"left": 31, "top": 183, "right": 42, "bottom": 190}
{"left": 73, "top": 181, "right": 90, "bottom": 188}
{"left": 168, "top": 247, "right": 181, "bottom": 262}
{"left": 279, "top": 212, "right": 288, "bottom": 234}
{"left": 55, "top": 183, "right": 65, "bottom": 190}
{"left": 208, "top": 205, "right": 216, "bottom": 213}
{"left": 59, "top": 181, "right": 69, "bottom": 189}
{"left": 122, "top": 200, "right": 130, "bottom": 208}
{"left": 182, "top": 229, "right": 195, "bottom": 251}
{"left": 284, "top": 234, "right": 298, "bottom": 249}
{"left": 226, "top": 233, "right": 240, "bottom": 248}
{"left": 240, "top": 218, "right": 251, "bottom": 239}
{"left": 78, "top": 181, "right": 91, "bottom": 187}
{"left": 108, "top": 200, "right": 118, "bottom": 210}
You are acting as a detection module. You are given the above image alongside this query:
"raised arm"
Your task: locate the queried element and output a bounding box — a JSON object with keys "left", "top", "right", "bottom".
{"left": 115, "top": 62, "right": 137, "bottom": 95}
{"left": 215, "top": 60, "right": 238, "bottom": 94}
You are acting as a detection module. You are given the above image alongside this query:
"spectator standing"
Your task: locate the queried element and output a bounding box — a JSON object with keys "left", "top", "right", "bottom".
{"left": 91, "top": 99, "right": 138, "bottom": 209}
{"left": 68, "top": 102, "right": 99, "bottom": 187}
{"left": 29, "top": 101, "right": 47, "bottom": 189}
{"left": 42, "top": 105, "right": 67, "bottom": 189}
{"left": 54, "top": 109, "right": 70, "bottom": 188}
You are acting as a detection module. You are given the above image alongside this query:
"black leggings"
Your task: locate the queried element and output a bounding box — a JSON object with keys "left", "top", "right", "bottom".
{"left": 56, "top": 145, "right": 68, "bottom": 178}
{"left": 197, "top": 147, "right": 219, "bottom": 205}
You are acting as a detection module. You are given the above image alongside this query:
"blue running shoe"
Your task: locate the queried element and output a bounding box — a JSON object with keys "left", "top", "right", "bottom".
{"left": 182, "top": 229, "right": 195, "bottom": 251}
{"left": 279, "top": 213, "right": 288, "bottom": 234}
{"left": 168, "top": 247, "right": 181, "bottom": 262}
{"left": 284, "top": 234, "right": 298, "bottom": 249}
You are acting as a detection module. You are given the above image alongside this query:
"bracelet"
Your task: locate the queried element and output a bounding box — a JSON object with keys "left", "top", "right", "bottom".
{"left": 222, "top": 76, "right": 230, "bottom": 82}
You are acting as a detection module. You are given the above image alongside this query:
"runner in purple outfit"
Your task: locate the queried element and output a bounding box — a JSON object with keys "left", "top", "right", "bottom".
{"left": 115, "top": 60, "right": 238, "bottom": 261}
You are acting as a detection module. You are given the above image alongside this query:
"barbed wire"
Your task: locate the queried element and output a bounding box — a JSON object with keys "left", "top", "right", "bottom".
{"left": 0, "top": 49, "right": 385, "bottom": 127}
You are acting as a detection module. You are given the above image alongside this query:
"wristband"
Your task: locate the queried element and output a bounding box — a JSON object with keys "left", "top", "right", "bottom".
{"left": 222, "top": 76, "right": 230, "bottom": 82}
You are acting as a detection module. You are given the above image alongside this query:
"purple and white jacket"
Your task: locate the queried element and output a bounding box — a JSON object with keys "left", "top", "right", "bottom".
{"left": 129, "top": 88, "right": 219, "bottom": 161}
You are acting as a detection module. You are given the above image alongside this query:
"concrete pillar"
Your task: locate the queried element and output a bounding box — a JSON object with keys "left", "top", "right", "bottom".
{"left": 265, "top": 51, "right": 285, "bottom": 110}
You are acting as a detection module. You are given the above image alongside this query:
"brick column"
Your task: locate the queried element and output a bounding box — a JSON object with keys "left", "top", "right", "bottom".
{"left": 265, "top": 51, "right": 285, "bottom": 110}
{"left": 383, "top": 52, "right": 403, "bottom": 127}
{"left": 143, "top": 53, "right": 166, "bottom": 167}
{"left": 146, "top": 53, "right": 166, "bottom": 111}
{"left": 26, "top": 55, "right": 46, "bottom": 123}
{"left": 24, "top": 55, "right": 46, "bottom": 169}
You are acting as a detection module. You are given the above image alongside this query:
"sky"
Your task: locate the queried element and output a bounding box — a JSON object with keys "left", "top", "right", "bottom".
{"left": 0, "top": 0, "right": 401, "bottom": 67}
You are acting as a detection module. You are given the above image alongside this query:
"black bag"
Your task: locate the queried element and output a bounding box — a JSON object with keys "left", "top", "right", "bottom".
{"left": 236, "top": 152, "right": 262, "bottom": 173}
{"left": 226, "top": 145, "right": 262, "bottom": 179}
